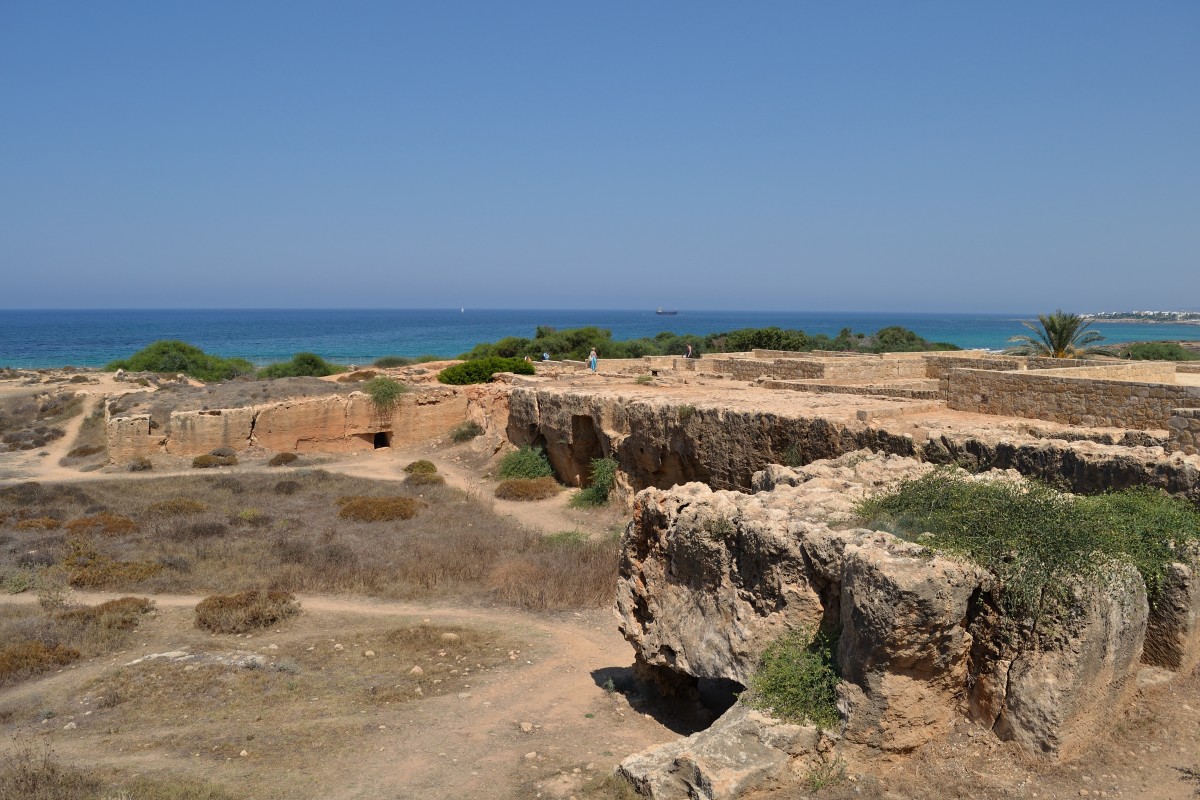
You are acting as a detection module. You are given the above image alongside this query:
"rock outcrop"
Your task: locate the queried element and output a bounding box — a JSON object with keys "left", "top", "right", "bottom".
{"left": 506, "top": 386, "right": 1200, "bottom": 501}
{"left": 616, "top": 453, "right": 1188, "bottom": 795}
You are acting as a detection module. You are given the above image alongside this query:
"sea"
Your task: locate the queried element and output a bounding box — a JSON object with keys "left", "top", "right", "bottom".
{"left": 2, "top": 309, "right": 1199, "bottom": 369}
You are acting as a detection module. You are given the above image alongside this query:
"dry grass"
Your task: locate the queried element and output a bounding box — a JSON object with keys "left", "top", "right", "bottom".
{"left": 337, "top": 495, "right": 424, "bottom": 521}
{"left": 0, "top": 597, "right": 153, "bottom": 686}
{"left": 15, "top": 517, "right": 60, "bottom": 530}
{"left": 0, "top": 472, "right": 621, "bottom": 610}
{"left": 494, "top": 476, "right": 561, "bottom": 501}
{"left": 0, "top": 742, "right": 235, "bottom": 800}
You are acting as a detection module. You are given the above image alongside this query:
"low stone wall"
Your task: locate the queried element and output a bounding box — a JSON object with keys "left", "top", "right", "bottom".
{"left": 759, "top": 379, "right": 940, "bottom": 400}
{"left": 1169, "top": 408, "right": 1200, "bottom": 455}
{"left": 946, "top": 368, "right": 1200, "bottom": 429}
{"left": 1031, "top": 362, "right": 1177, "bottom": 383}
{"left": 702, "top": 356, "right": 826, "bottom": 382}
{"left": 926, "top": 354, "right": 1026, "bottom": 380}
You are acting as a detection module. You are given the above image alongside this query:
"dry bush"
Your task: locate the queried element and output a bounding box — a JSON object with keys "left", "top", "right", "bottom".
{"left": 337, "top": 495, "right": 423, "bottom": 522}
{"left": 337, "top": 369, "right": 377, "bottom": 382}
{"left": 494, "top": 476, "right": 561, "bottom": 501}
{"left": 127, "top": 455, "right": 153, "bottom": 472}
{"left": 404, "top": 472, "right": 446, "bottom": 488}
{"left": 210, "top": 446, "right": 237, "bottom": 458}
{"left": 212, "top": 476, "right": 245, "bottom": 494}
{"left": 274, "top": 480, "right": 301, "bottom": 495}
{"left": 194, "top": 590, "right": 300, "bottom": 633}
{"left": 0, "top": 640, "right": 81, "bottom": 686}
{"left": 65, "top": 512, "right": 137, "bottom": 537}
{"left": 147, "top": 497, "right": 207, "bottom": 515}
{"left": 0, "top": 743, "right": 98, "bottom": 799}
{"left": 64, "top": 538, "right": 162, "bottom": 589}
{"left": 66, "top": 444, "right": 103, "bottom": 458}
{"left": 269, "top": 451, "right": 298, "bottom": 466}
{"left": 404, "top": 459, "right": 437, "bottom": 474}
{"left": 176, "top": 521, "right": 228, "bottom": 540}
{"left": 192, "top": 454, "right": 237, "bottom": 468}
{"left": 15, "top": 517, "right": 60, "bottom": 530}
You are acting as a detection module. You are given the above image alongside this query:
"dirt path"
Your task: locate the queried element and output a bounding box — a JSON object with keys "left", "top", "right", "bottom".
{"left": 1, "top": 591, "right": 671, "bottom": 799}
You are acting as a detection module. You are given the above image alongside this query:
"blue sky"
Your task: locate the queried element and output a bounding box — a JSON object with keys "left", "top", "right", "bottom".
{"left": 2, "top": 2, "right": 1197, "bottom": 312}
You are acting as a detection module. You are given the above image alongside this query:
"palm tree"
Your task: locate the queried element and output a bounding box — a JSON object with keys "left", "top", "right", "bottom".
{"left": 1005, "top": 310, "right": 1111, "bottom": 358}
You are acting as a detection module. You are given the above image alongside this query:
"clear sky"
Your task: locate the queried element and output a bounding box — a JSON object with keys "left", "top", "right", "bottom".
{"left": 2, "top": 2, "right": 1197, "bottom": 312}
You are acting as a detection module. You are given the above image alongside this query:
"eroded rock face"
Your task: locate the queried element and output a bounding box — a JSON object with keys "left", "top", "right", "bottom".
{"left": 507, "top": 386, "right": 1200, "bottom": 501}
{"left": 617, "top": 452, "right": 1178, "bottom": 790}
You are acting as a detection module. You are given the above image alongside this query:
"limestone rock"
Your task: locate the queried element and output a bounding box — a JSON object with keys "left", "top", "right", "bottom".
{"left": 618, "top": 704, "right": 823, "bottom": 800}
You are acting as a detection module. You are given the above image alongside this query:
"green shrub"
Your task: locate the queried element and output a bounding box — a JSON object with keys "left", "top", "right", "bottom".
{"left": 269, "top": 451, "right": 298, "bottom": 466}
{"left": 105, "top": 340, "right": 255, "bottom": 383}
{"left": 677, "top": 404, "right": 696, "bottom": 422}
{"left": 746, "top": 626, "right": 840, "bottom": 729}
{"left": 450, "top": 420, "right": 484, "bottom": 442}
{"left": 404, "top": 459, "right": 437, "bottom": 474}
{"left": 437, "top": 357, "right": 535, "bottom": 385}
{"left": 570, "top": 457, "right": 618, "bottom": 507}
{"left": 635, "top": 374, "right": 653, "bottom": 385}
{"left": 496, "top": 446, "right": 553, "bottom": 479}
{"left": 495, "top": 477, "right": 561, "bottom": 501}
{"left": 858, "top": 471, "right": 1200, "bottom": 623}
{"left": 363, "top": 376, "right": 408, "bottom": 412}
{"left": 1124, "top": 342, "right": 1200, "bottom": 361}
{"left": 194, "top": 590, "right": 300, "bottom": 633}
{"left": 257, "top": 352, "right": 342, "bottom": 379}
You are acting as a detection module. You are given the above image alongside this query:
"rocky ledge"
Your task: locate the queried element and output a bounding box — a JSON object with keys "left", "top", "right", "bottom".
{"left": 614, "top": 452, "right": 1200, "bottom": 798}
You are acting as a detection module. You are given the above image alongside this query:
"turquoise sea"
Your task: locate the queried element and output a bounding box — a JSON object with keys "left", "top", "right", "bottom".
{"left": 2, "top": 309, "right": 1199, "bottom": 369}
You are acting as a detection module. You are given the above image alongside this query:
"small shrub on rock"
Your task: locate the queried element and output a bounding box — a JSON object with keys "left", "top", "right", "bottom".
{"left": 496, "top": 446, "right": 553, "bottom": 480}
{"left": 337, "top": 495, "right": 423, "bottom": 522}
{"left": 257, "top": 352, "right": 341, "bottom": 379}
{"left": 449, "top": 420, "right": 484, "bottom": 442}
{"left": 495, "top": 477, "right": 561, "bottom": 501}
{"left": 746, "top": 626, "right": 841, "bottom": 729}
{"left": 127, "top": 456, "right": 153, "bottom": 472}
{"left": 373, "top": 356, "right": 412, "bottom": 368}
{"left": 364, "top": 376, "right": 408, "bottom": 413}
{"left": 269, "top": 452, "right": 298, "bottom": 467}
{"left": 210, "top": 446, "right": 237, "bottom": 458}
{"left": 404, "top": 459, "right": 437, "bottom": 474}
{"left": 194, "top": 590, "right": 300, "bottom": 634}
{"left": 570, "top": 457, "right": 618, "bottom": 508}
{"left": 437, "top": 357, "right": 535, "bottom": 385}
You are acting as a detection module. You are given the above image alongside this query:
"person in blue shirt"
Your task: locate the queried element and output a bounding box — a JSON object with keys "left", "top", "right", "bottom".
{"left": 588, "top": 348, "right": 598, "bottom": 372}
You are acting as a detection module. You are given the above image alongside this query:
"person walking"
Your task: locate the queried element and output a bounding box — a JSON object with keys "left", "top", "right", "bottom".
{"left": 685, "top": 343, "right": 693, "bottom": 358}
{"left": 588, "top": 348, "right": 598, "bottom": 373}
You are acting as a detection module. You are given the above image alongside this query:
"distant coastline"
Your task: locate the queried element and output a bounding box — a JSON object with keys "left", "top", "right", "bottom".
{"left": 1088, "top": 318, "right": 1200, "bottom": 326}
{"left": 1084, "top": 311, "right": 1200, "bottom": 325}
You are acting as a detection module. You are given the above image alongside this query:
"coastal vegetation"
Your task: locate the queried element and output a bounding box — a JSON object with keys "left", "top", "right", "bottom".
{"left": 256, "top": 351, "right": 342, "bottom": 379}
{"left": 1121, "top": 341, "right": 1200, "bottom": 361}
{"left": 105, "top": 340, "right": 254, "bottom": 382}
{"left": 570, "top": 457, "right": 619, "bottom": 507}
{"left": 362, "top": 375, "right": 408, "bottom": 412}
{"left": 1005, "top": 310, "right": 1111, "bottom": 358}
{"left": 459, "top": 324, "right": 959, "bottom": 361}
{"left": 436, "top": 356, "right": 535, "bottom": 384}
{"left": 858, "top": 470, "right": 1200, "bottom": 627}
{"left": 746, "top": 625, "right": 841, "bottom": 729}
